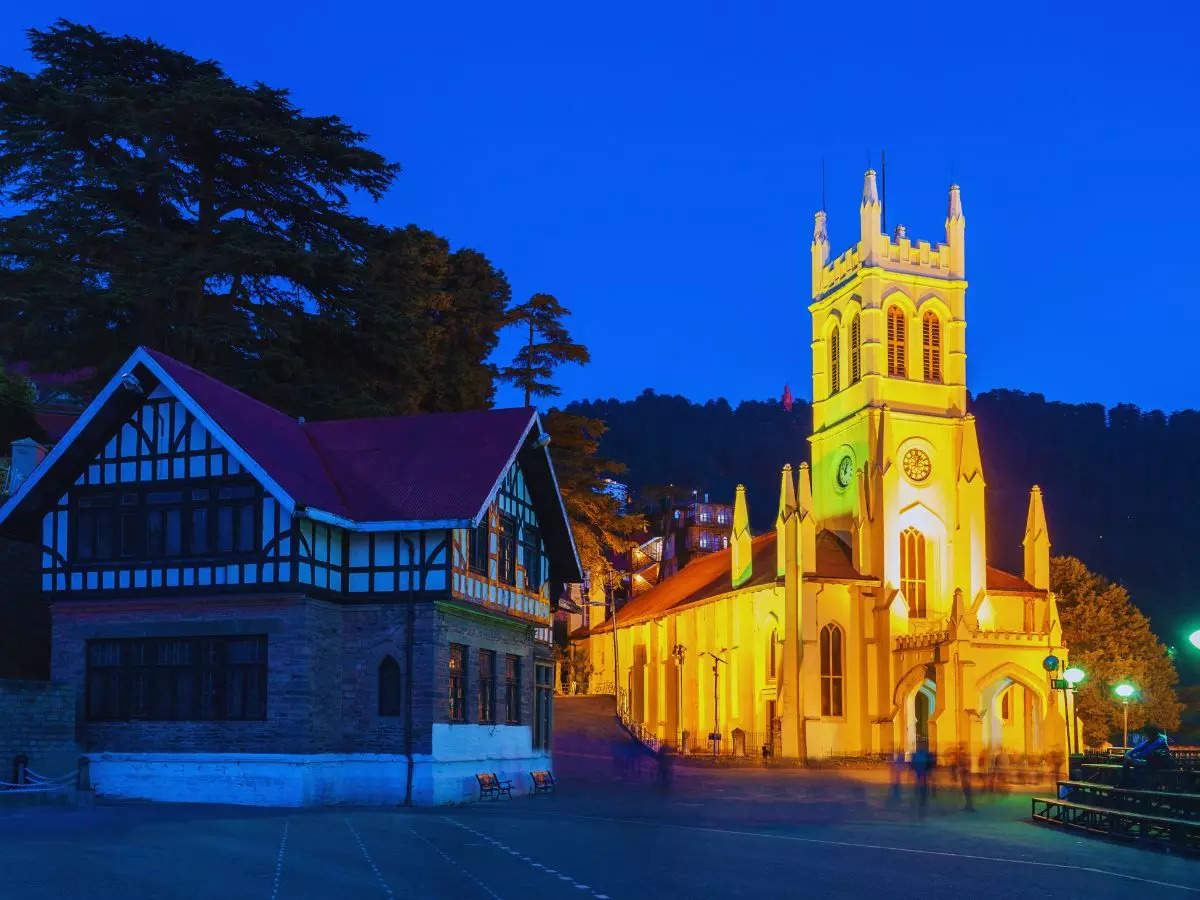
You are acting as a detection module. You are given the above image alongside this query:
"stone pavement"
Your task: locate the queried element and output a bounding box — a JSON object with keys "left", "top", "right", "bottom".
{"left": 0, "top": 760, "right": 1195, "bottom": 899}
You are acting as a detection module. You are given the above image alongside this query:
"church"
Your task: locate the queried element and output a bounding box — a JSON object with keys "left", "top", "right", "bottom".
{"left": 572, "top": 172, "right": 1072, "bottom": 764}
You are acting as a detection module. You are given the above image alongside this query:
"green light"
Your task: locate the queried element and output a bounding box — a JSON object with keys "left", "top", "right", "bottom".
{"left": 1189, "top": 629, "right": 1200, "bottom": 651}
{"left": 1064, "top": 667, "right": 1085, "bottom": 685}
{"left": 1114, "top": 683, "right": 1135, "bottom": 699}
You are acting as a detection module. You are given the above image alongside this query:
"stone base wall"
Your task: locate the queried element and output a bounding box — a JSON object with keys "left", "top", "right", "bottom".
{"left": 86, "top": 750, "right": 553, "bottom": 807}
{"left": 0, "top": 679, "right": 79, "bottom": 780}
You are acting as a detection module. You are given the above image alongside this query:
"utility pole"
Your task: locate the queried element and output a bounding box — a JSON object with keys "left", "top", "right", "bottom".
{"left": 702, "top": 648, "right": 735, "bottom": 759}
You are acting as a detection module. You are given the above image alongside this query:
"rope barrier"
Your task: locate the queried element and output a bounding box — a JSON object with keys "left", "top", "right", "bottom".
{"left": 0, "top": 767, "right": 78, "bottom": 793}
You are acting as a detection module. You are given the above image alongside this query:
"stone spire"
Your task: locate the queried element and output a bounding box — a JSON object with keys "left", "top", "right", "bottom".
{"left": 811, "top": 210, "right": 830, "bottom": 297}
{"left": 796, "top": 462, "right": 816, "bottom": 567}
{"left": 731, "top": 483, "right": 753, "bottom": 588}
{"left": 860, "top": 170, "right": 881, "bottom": 264}
{"left": 1022, "top": 485, "right": 1051, "bottom": 590}
{"left": 776, "top": 464, "right": 797, "bottom": 578}
{"left": 945, "top": 183, "right": 965, "bottom": 278}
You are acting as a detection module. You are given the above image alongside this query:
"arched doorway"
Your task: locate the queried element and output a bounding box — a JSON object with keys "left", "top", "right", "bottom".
{"left": 979, "top": 673, "right": 1044, "bottom": 754}
{"left": 904, "top": 678, "right": 937, "bottom": 753}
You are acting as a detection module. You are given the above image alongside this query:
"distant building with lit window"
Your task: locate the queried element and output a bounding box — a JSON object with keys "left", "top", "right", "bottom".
{"left": 0, "top": 347, "right": 581, "bottom": 806}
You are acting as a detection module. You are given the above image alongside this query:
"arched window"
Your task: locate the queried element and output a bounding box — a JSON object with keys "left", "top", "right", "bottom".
{"left": 922, "top": 311, "right": 942, "bottom": 382}
{"left": 849, "top": 313, "right": 862, "bottom": 384}
{"left": 829, "top": 327, "right": 841, "bottom": 395}
{"left": 379, "top": 655, "right": 402, "bottom": 716}
{"left": 900, "top": 527, "right": 928, "bottom": 618}
{"left": 1001, "top": 689, "right": 1011, "bottom": 721}
{"left": 819, "top": 623, "right": 843, "bottom": 717}
{"left": 768, "top": 629, "right": 778, "bottom": 679}
{"left": 887, "top": 306, "right": 906, "bottom": 377}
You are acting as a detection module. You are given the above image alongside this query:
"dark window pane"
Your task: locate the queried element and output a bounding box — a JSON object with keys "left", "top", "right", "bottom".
{"left": 165, "top": 509, "right": 182, "bottom": 556}
{"left": 218, "top": 506, "right": 234, "bottom": 553}
{"left": 77, "top": 511, "right": 95, "bottom": 559}
{"left": 191, "top": 508, "right": 209, "bottom": 554}
{"left": 237, "top": 503, "right": 254, "bottom": 552}
{"left": 147, "top": 510, "right": 164, "bottom": 557}
{"left": 95, "top": 512, "right": 114, "bottom": 558}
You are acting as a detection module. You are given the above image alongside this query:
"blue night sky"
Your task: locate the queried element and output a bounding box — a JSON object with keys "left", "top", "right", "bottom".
{"left": 4, "top": 3, "right": 1198, "bottom": 412}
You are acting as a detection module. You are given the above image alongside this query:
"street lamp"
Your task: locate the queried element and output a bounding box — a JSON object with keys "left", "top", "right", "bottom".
{"left": 670, "top": 643, "right": 686, "bottom": 751}
{"left": 1114, "top": 682, "right": 1136, "bottom": 749}
{"left": 1064, "top": 666, "right": 1085, "bottom": 754}
{"left": 1189, "top": 629, "right": 1200, "bottom": 651}
{"left": 701, "top": 647, "right": 736, "bottom": 759}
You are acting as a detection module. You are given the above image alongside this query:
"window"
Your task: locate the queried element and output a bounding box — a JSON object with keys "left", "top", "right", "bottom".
{"left": 85, "top": 635, "right": 267, "bottom": 721}
{"left": 448, "top": 644, "right": 467, "bottom": 722}
{"left": 1001, "top": 689, "right": 1011, "bottom": 721}
{"left": 478, "top": 649, "right": 496, "bottom": 723}
{"left": 922, "top": 311, "right": 942, "bottom": 382}
{"left": 900, "top": 527, "right": 928, "bottom": 618}
{"left": 829, "top": 327, "right": 841, "bottom": 395}
{"left": 468, "top": 520, "right": 489, "bottom": 575}
{"left": 504, "top": 654, "right": 521, "bottom": 724}
{"left": 887, "top": 306, "right": 906, "bottom": 377}
{"left": 533, "top": 663, "right": 553, "bottom": 750}
{"left": 498, "top": 515, "right": 517, "bottom": 585}
{"left": 71, "top": 481, "right": 258, "bottom": 563}
{"left": 767, "top": 629, "right": 778, "bottom": 679}
{"left": 522, "top": 525, "right": 542, "bottom": 591}
{"left": 849, "top": 313, "right": 862, "bottom": 384}
{"left": 379, "top": 655, "right": 402, "bottom": 716}
{"left": 819, "top": 623, "right": 844, "bottom": 717}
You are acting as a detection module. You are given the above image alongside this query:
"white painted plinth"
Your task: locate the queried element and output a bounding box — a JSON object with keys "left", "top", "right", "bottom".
{"left": 86, "top": 726, "right": 551, "bottom": 807}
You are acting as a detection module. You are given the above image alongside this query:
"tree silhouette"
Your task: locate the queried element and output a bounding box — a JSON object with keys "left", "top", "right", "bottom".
{"left": 499, "top": 294, "right": 589, "bottom": 407}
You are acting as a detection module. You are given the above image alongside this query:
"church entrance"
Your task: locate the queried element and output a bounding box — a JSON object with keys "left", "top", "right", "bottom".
{"left": 914, "top": 691, "right": 931, "bottom": 744}
{"left": 904, "top": 677, "right": 937, "bottom": 753}
{"left": 980, "top": 675, "right": 1044, "bottom": 755}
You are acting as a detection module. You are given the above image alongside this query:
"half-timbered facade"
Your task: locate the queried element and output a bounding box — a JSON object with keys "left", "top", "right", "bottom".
{"left": 0, "top": 347, "right": 581, "bottom": 806}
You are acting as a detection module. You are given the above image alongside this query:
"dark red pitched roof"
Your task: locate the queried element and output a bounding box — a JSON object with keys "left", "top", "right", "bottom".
{"left": 34, "top": 412, "right": 80, "bottom": 442}
{"left": 986, "top": 565, "right": 1045, "bottom": 594}
{"left": 586, "top": 529, "right": 871, "bottom": 634}
{"left": 303, "top": 409, "right": 536, "bottom": 523}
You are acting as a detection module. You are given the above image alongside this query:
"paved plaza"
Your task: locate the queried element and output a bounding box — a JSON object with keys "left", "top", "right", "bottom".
{"left": 0, "top": 759, "right": 1196, "bottom": 899}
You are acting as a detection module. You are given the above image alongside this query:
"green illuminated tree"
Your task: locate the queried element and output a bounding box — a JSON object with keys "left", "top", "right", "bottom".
{"left": 1051, "top": 555, "right": 1182, "bottom": 745}
{"left": 499, "top": 293, "right": 589, "bottom": 407}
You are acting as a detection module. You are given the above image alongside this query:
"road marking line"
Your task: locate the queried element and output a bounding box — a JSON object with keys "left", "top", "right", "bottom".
{"left": 269, "top": 818, "right": 289, "bottom": 900}
{"left": 410, "top": 824, "right": 502, "bottom": 900}
{"left": 444, "top": 817, "right": 611, "bottom": 899}
{"left": 343, "top": 817, "right": 394, "bottom": 898}
{"left": 569, "top": 814, "right": 1199, "bottom": 894}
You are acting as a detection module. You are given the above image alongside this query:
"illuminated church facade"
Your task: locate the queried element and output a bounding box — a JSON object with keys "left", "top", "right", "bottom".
{"left": 573, "top": 173, "right": 1071, "bottom": 763}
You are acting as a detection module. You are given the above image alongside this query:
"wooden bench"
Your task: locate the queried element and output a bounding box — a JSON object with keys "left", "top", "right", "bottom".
{"left": 529, "top": 770, "right": 556, "bottom": 796}
{"left": 1079, "top": 763, "right": 1200, "bottom": 793}
{"left": 1058, "top": 780, "right": 1200, "bottom": 821}
{"left": 1032, "top": 796, "right": 1200, "bottom": 854}
{"left": 476, "top": 772, "right": 513, "bottom": 801}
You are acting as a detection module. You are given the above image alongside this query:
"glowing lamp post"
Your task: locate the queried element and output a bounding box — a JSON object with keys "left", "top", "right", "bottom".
{"left": 1063, "top": 667, "right": 1085, "bottom": 754}
{"left": 1114, "top": 682, "right": 1136, "bottom": 749}
{"left": 1189, "top": 629, "right": 1200, "bottom": 651}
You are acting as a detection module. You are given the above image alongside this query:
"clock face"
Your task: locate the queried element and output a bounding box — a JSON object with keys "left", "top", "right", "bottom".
{"left": 836, "top": 455, "right": 854, "bottom": 488}
{"left": 902, "top": 448, "right": 932, "bottom": 483}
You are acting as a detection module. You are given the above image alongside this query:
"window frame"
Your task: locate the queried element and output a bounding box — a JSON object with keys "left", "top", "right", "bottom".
{"left": 819, "top": 623, "right": 844, "bottom": 718}
{"left": 498, "top": 514, "right": 517, "bottom": 586}
{"left": 379, "top": 655, "right": 402, "bottom": 717}
{"left": 849, "top": 313, "right": 862, "bottom": 384}
{"left": 886, "top": 306, "right": 907, "bottom": 377}
{"left": 504, "top": 654, "right": 521, "bottom": 725}
{"left": 922, "top": 310, "right": 942, "bottom": 383}
{"left": 900, "top": 527, "right": 928, "bottom": 618}
{"left": 478, "top": 649, "right": 496, "bottom": 724}
{"left": 829, "top": 325, "right": 841, "bottom": 395}
{"left": 468, "top": 519, "right": 489, "bottom": 575}
{"left": 448, "top": 643, "right": 467, "bottom": 722}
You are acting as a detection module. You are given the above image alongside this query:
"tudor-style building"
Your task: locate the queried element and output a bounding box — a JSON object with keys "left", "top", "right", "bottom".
{"left": 0, "top": 347, "right": 581, "bottom": 806}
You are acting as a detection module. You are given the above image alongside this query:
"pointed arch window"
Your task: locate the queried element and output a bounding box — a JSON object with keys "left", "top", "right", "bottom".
{"left": 819, "top": 623, "right": 843, "bottom": 717}
{"left": 379, "top": 655, "right": 402, "bottom": 716}
{"left": 922, "top": 311, "right": 942, "bottom": 382}
{"left": 887, "top": 306, "right": 906, "bottom": 377}
{"left": 768, "top": 629, "right": 778, "bottom": 679}
{"left": 829, "top": 327, "right": 841, "bottom": 395}
{"left": 849, "top": 313, "right": 862, "bottom": 384}
{"left": 900, "top": 527, "right": 928, "bottom": 618}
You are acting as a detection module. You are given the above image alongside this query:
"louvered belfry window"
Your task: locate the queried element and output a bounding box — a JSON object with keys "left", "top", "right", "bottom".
{"left": 922, "top": 311, "right": 942, "bottom": 383}
{"left": 829, "top": 327, "right": 841, "bottom": 395}
{"left": 887, "top": 307, "right": 906, "bottom": 377}
{"left": 849, "top": 314, "right": 862, "bottom": 384}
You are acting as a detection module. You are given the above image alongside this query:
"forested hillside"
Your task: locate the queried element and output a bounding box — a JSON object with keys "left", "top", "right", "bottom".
{"left": 566, "top": 390, "right": 1200, "bottom": 679}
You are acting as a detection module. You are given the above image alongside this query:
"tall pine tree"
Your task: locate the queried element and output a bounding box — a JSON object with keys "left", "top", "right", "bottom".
{"left": 499, "top": 293, "right": 589, "bottom": 407}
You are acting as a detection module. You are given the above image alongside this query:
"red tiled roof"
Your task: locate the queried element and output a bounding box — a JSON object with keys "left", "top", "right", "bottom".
{"left": 986, "top": 565, "right": 1045, "bottom": 594}
{"left": 586, "top": 529, "right": 870, "bottom": 634}
{"left": 34, "top": 412, "right": 80, "bottom": 442}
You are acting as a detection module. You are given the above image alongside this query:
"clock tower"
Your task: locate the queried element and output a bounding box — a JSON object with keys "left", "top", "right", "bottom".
{"left": 807, "top": 171, "right": 987, "bottom": 623}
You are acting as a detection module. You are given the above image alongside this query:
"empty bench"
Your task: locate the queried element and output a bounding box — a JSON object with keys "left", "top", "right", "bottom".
{"left": 1032, "top": 795, "right": 1200, "bottom": 855}
{"left": 476, "top": 772, "right": 513, "bottom": 801}
{"left": 1057, "top": 780, "right": 1200, "bottom": 821}
{"left": 529, "top": 770, "right": 556, "bottom": 796}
